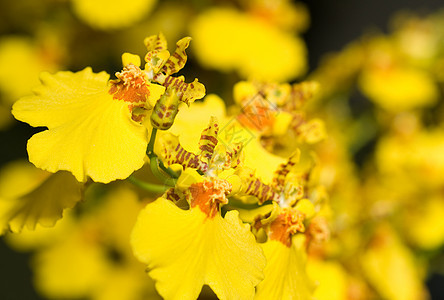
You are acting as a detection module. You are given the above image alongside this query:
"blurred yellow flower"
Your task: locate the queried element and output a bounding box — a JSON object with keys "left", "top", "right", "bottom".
{"left": 233, "top": 80, "right": 325, "bottom": 147}
{"left": 0, "top": 35, "right": 62, "bottom": 129}
{"left": 392, "top": 12, "right": 441, "bottom": 67}
{"left": 358, "top": 36, "right": 438, "bottom": 112}
{"left": 359, "top": 66, "right": 438, "bottom": 111}
{"left": 72, "top": 0, "right": 157, "bottom": 30}
{"left": 190, "top": 8, "right": 307, "bottom": 82}
{"left": 33, "top": 228, "right": 111, "bottom": 299}
{"left": 404, "top": 196, "right": 444, "bottom": 250}
{"left": 361, "top": 225, "right": 427, "bottom": 300}
{"left": 307, "top": 258, "right": 348, "bottom": 300}
{"left": 20, "top": 186, "right": 161, "bottom": 300}
{"left": 0, "top": 160, "right": 82, "bottom": 234}
{"left": 0, "top": 36, "right": 59, "bottom": 102}
{"left": 5, "top": 216, "right": 74, "bottom": 252}
{"left": 376, "top": 128, "right": 444, "bottom": 188}
{"left": 243, "top": 0, "right": 310, "bottom": 33}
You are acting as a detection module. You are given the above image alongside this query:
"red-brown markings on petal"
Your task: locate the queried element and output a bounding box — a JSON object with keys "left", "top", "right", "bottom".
{"left": 109, "top": 64, "right": 151, "bottom": 106}
{"left": 269, "top": 208, "right": 305, "bottom": 247}
{"left": 242, "top": 172, "right": 279, "bottom": 204}
{"left": 188, "top": 179, "right": 232, "bottom": 218}
{"left": 273, "top": 154, "right": 298, "bottom": 189}
{"left": 154, "top": 75, "right": 205, "bottom": 106}
{"left": 164, "top": 188, "right": 182, "bottom": 203}
{"left": 198, "top": 119, "right": 219, "bottom": 162}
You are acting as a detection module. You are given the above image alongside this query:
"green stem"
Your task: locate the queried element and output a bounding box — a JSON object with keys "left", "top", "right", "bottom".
{"left": 158, "top": 160, "right": 179, "bottom": 178}
{"left": 147, "top": 128, "right": 158, "bottom": 158}
{"left": 227, "top": 198, "right": 272, "bottom": 210}
{"left": 150, "top": 156, "right": 177, "bottom": 187}
{"left": 146, "top": 128, "right": 178, "bottom": 186}
{"left": 127, "top": 175, "right": 169, "bottom": 194}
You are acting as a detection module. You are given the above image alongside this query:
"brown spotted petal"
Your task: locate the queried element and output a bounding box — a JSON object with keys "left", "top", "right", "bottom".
{"left": 145, "top": 49, "right": 170, "bottom": 75}
{"left": 144, "top": 33, "right": 170, "bottom": 74}
{"left": 154, "top": 73, "right": 206, "bottom": 106}
{"left": 225, "top": 143, "right": 243, "bottom": 169}
{"left": 272, "top": 149, "right": 300, "bottom": 189}
{"left": 237, "top": 168, "right": 279, "bottom": 204}
{"left": 144, "top": 33, "right": 168, "bottom": 52}
{"left": 160, "top": 37, "right": 191, "bottom": 76}
{"left": 150, "top": 87, "right": 180, "bottom": 130}
{"left": 198, "top": 116, "right": 219, "bottom": 164}
{"left": 163, "top": 187, "right": 182, "bottom": 203}
{"left": 157, "top": 133, "right": 208, "bottom": 173}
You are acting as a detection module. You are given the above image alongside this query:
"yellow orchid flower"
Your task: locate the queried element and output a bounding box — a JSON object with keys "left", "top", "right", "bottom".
{"left": 131, "top": 177, "right": 266, "bottom": 300}
{"left": 253, "top": 206, "right": 315, "bottom": 299}
{"left": 233, "top": 80, "right": 325, "bottom": 146}
{"left": 232, "top": 143, "right": 327, "bottom": 299}
{"left": 232, "top": 147, "right": 326, "bottom": 299}
{"left": 12, "top": 67, "right": 160, "bottom": 183}
{"left": 12, "top": 35, "right": 205, "bottom": 183}
{"left": 133, "top": 115, "right": 267, "bottom": 299}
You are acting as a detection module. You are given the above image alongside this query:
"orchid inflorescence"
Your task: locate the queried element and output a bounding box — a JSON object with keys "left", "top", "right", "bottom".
{"left": 2, "top": 32, "right": 328, "bottom": 300}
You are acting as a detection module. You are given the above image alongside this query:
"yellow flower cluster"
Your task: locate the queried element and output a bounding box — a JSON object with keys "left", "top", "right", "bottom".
{"left": 304, "top": 9, "right": 444, "bottom": 300}
{"left": 2, "top": 30, "right": 328, "bottom": 299}
{"left": 2, "top": 3, "right": 444, "bottom": 300}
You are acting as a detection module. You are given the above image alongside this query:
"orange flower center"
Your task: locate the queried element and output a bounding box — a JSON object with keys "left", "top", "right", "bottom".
{"left": 188, "top": 179, "right": 232, "bottom": 218}
{"left": 269, "top": 208, "right": 305, "bottom": 247}
{"left": 108, "top": 64, "right": 151, "bottom": 106}
{"left": 237, "top": 95, "right": 277, "bottom": 132}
